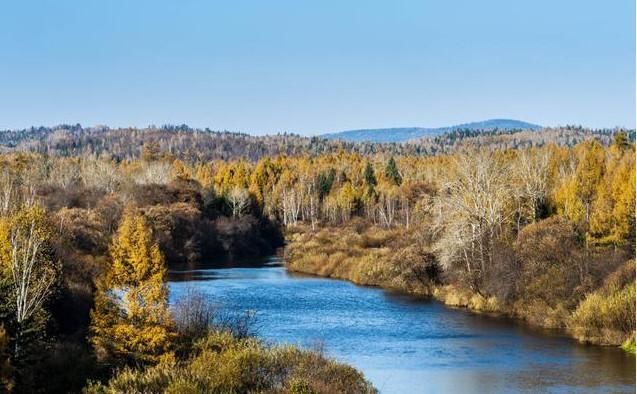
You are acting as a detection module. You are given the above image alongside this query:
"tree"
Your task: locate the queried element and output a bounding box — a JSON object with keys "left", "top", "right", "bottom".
{"left": 80, "top": 158, "right": 121, "bottom": 193}
{"left": 133, "top": 161, "right": 172, "bottom": 185}
{"left": 574, "top": 140, "right": 605, "bottom": 224}
{"left": 376, "top": 182, "right": 399, "bottom": 228}
{"left": 171, "top": 159, "right": 191, "bottom": 181}
{"left": 90, "top": 212, "right": 173, "bottom": 365}
{"left": 363, "top": 162, "right": 377, "bottom": 186}
{"left": 515, "top": 149, "right": 549, "bottom": 224}
{"left": 227, "top": 187, "right": 250, "bottom": 218}
{"left": 317, "top": 168, "right": 336, "bottom": 200}
{"left": 142, "top": 141, "right": 162, "bottom": 161}
{"left": 336, "top": 182, "right": 358, "bottom": 222}
{"left": 589, "top": 149, "right": 636, "bottom": 246}
{"left": 385, "top": 157, "right": 402, "bottom": 186}
{"left": 433, "top": 151, "right": 510, "bottom": 293}
{"left": 613, "top": 131, "right": 631, "bottom": 150}
{"left": 0, "top": 205, "right": 58, "bottom": 358}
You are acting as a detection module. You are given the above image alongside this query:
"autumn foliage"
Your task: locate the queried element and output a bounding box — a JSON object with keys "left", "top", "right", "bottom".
{"left": 90, "top": 213, "right": 174, "bottom": 365}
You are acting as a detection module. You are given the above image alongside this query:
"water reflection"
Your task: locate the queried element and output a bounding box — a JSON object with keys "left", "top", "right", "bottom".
{"left": 168, "top": 257, "right": 635, "bottom": 394}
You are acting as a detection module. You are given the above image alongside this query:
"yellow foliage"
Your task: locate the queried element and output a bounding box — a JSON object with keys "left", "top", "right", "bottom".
{"left": 589, "top": 148, "right": 636, "bottom": 245}
{"left": 86, "top": 331, "right": 376, "bottom": 394}
{"left": 171, "top": 159, "right": 191, "bottom": 181}
{"left": 91, "top": 212, "right": 174, "bottom": 364}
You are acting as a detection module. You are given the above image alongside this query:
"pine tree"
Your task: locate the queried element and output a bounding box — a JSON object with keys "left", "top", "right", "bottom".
{"left": 90, "top": 212, "right": 173, "bottom": 365}
{"left": 364, "top": 162, "right": 377, "bottom": 186}
{"left": 613, "top": 131, "right": 630, "bottom": 150}
{"left": 385, "top": 157, "right": 402, "bottom": 186}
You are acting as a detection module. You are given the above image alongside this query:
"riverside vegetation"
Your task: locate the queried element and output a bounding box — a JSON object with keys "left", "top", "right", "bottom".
{"left": 0, "top": 125, "right": 633, "bottom": 392}
{"left": 285, "top": 134, "right": 636, "bottom": 352}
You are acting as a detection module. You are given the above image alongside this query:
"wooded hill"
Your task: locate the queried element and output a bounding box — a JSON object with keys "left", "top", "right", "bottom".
{"left": 0, "top": 124, "right": 632, "bottom": 161}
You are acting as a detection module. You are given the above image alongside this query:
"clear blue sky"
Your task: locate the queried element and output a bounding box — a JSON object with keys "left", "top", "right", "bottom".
{"left": 0, "top": 0, "right": 634, "bottom": 135}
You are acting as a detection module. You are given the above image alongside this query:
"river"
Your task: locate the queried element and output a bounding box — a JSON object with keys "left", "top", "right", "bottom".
{"left": 168, "top": 256, "right": 635, "bottom": 394}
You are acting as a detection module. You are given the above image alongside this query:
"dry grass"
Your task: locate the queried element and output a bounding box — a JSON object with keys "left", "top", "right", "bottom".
{"left": 433, "top": 285, "right": 501, "bottom": 313}
{"left": 285, "top": 224, "right": 435, "bottom": 295}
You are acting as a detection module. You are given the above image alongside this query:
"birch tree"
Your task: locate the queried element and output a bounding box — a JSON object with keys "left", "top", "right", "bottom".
{"left": 0, "top": 205, "right": 58, "bottom": 357}
{"left": 227, "top": 186, "right": 250, "bottom": 218}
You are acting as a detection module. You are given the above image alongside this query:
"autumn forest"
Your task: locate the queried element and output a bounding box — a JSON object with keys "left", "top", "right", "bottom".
{"left": 0, "top": 125, "right": 634, "bottom": 393}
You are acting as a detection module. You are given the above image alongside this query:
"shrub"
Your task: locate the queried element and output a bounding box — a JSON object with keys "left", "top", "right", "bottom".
{"left": 514, "top": 217, "right": 586, "bottom": 314}
{"left": 569, "top": 260, "right": 636, "bottom": 345}
{"left": 87, "top": 331, "right": 376, "bottom": 394}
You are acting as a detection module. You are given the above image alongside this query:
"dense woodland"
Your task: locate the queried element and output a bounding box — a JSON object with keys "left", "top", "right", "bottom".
{"left": 0, "top": 126, "right": 634, "bottom": 393}
{"left": 0, "top": 124, "right": 631, "bottom": 161}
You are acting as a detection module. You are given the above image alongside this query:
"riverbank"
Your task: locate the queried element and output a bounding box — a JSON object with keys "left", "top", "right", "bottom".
{"left": 284, "top": 224, "right": 636, "bottom": 353}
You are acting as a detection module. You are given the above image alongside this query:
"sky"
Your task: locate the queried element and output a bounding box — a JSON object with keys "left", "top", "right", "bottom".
{"left": 0, "top": 0, "right": 634, "bottom": 135}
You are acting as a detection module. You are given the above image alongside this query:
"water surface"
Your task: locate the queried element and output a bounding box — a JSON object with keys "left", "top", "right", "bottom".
{"left": 169, "top": 256, "right": 635, "bottom": 394}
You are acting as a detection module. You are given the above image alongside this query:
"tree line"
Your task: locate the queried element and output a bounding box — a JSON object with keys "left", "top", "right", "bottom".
{"left": 1, "top": 124, "right": 631, "bottom": 161}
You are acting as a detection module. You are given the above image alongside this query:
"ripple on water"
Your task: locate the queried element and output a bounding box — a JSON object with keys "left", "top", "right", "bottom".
{"left": 169, "top": 258, "right": 636, "bottom": 394}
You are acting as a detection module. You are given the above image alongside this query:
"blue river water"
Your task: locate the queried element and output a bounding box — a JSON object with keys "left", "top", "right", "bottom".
{"left": 168, "top": 256, "right": 635, "bottom": 394}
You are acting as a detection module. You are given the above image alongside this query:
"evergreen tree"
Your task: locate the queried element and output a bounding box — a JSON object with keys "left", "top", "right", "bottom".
{"left": 364, "top": 162, "right": 377, "bottom": 186}
{"left": 90, "top": 212, "right": 173, "bottom": 365}
{"left": 613, "top": 131, "right": 630, "bottom": 150}
{"left": 385, "top": 157, "right": 402, "bottom": 186}
{"left": 317, "top": 168, "right": 336, "bottom": 200}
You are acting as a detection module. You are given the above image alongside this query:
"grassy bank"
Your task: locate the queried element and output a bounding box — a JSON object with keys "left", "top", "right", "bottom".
{"left": 285, "top": 223, "right": 636, "bottom": 350}
{"left": 285, "top": 221, "right": 437, "bottom": 296}
{"left": 86, "top": 331, "right": 376, "bottom": 394}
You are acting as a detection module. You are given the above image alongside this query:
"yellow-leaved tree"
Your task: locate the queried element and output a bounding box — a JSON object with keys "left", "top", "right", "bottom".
{"left": 589, "top": 147, "right": 636, "bottom": 246}
{"left": 90, "top": 212, "right": 173, "bottom": 365}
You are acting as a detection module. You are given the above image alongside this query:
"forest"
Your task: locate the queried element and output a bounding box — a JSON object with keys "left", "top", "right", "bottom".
{"left": 0, "top": 126, "right": 634, "bottom": 393}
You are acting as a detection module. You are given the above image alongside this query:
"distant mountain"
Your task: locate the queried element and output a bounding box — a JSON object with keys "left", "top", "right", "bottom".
{"left": 321, "top": 119, "right": 542, "bottom": 143}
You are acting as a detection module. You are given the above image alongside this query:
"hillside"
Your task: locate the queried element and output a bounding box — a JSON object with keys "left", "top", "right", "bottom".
{"left": 0, "top": 123, "right": 630, "bottom": 162}
{"left": 321, "top": 119, "right": 542, "bottom": 143}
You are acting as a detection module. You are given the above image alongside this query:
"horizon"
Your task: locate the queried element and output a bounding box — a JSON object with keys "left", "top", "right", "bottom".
{"left": 0, "top": 1, "right": 635, "bottom": 134}
{"left": 2, "top": 117, "right": 634, "bottom": 138}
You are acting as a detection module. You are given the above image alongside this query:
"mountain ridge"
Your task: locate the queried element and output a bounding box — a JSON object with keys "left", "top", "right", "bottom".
{"left": 321, "top": 119, "right": 542, "bottom": 143}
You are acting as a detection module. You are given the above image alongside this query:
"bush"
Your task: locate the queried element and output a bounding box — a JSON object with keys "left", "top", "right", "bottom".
{"left": 86, "top": 331, "right": 376, "bottom": 394}
{"left": 569, "top": 260, "right": 636, "bottom": 345}
{"left": 513, "top": 217, "right": 587, "bottom": 324}
{"left": 172, "top": 288, "right": 258, "bottom": 352}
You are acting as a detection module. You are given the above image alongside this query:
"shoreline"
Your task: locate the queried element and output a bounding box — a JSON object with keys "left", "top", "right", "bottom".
{"left": 283, "top": 229, "right": 636, "bottom": 354}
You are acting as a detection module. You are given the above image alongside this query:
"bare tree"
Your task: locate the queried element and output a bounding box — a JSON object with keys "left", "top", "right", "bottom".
{"left": 516, "top": 149, "right": 550, "bottom": 223}
{"left": 80, "top": 158, "right": 121, "bottom": 193}
{"left": 0, "top": 171, "right": 16, "bottom": 217}
{"left": 433, "top": 151, "right": 511, "bottom": 292}
{"left": 134, "top": 161, "right": 172, "bottom": 185}
{"left": 377, "top": 186, "right": 398, "bottom": 228}
{"left": 282, "top": 188, "right": 302, "bottom": 226}
{"left": 48, "top": 158, "right": 80, "bottom": 189}
{"left": 227, "top": 186, "right": 250, "bottom": 218}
